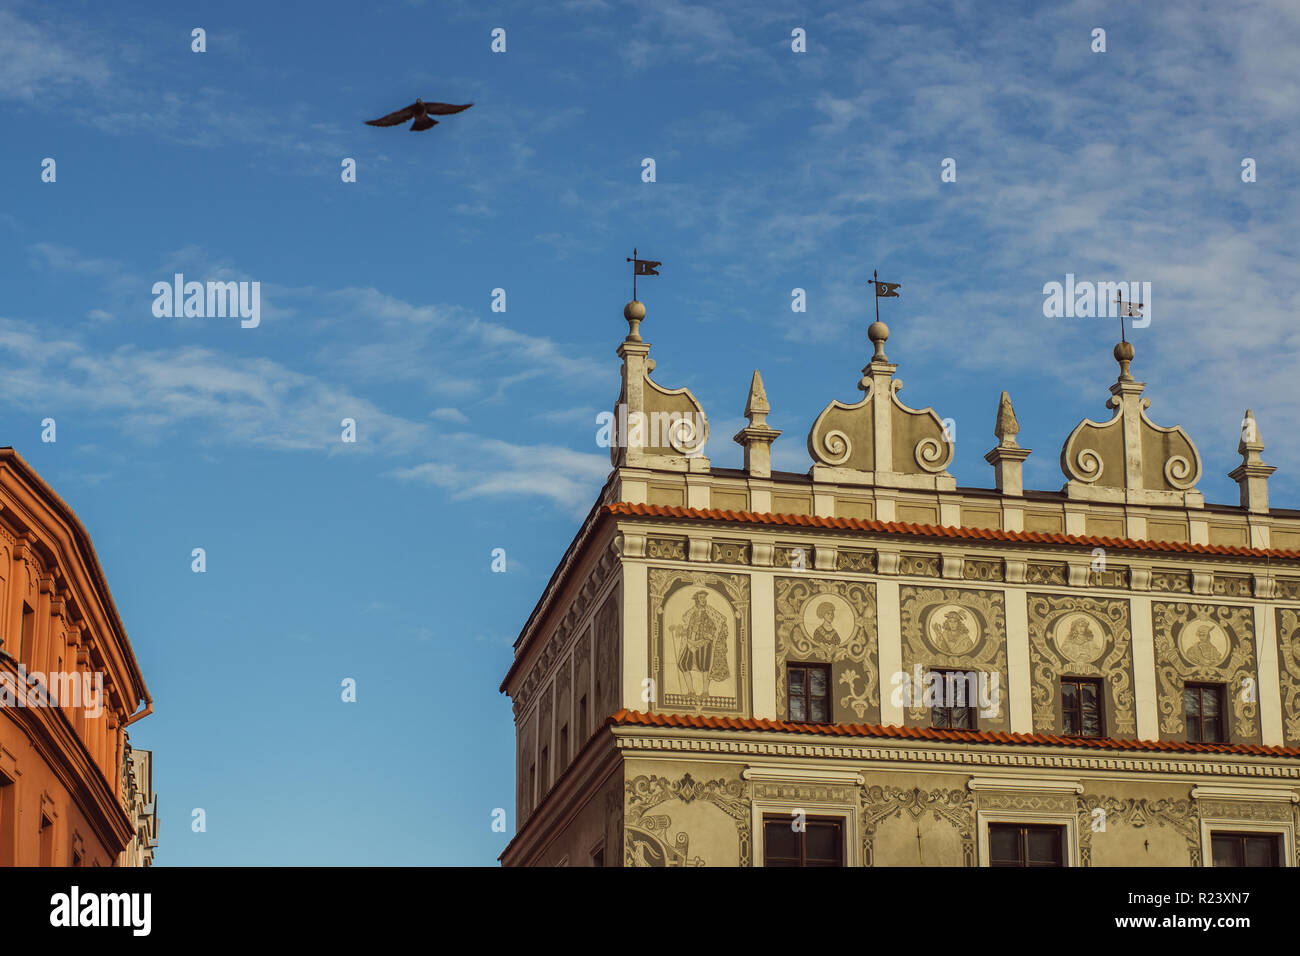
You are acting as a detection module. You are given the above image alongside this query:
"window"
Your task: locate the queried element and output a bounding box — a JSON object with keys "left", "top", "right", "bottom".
{"left": 559, "top": 725, "right": 569, "bottom": 766}
{"left": 0, "top": 773, "right": 14, "bottom": 866}
{"left": 988, "top": 823, "right": 1065, "bottom": 867}
{"left": 787, "top": 663, "right": 831, "bottom": 723}
{"left": 590, "top": 843, "right": 604, "bottom": 867}
{"left": 578, "top": 695, "right": 587, "bottom": 742}
{"left": 1061, "top": 677, "right": 1104, "bottom": 737}
{"left": 763, "top": 815, "right": 844, "bottom": 867}
{"left": 930, "top": 669, "right": 977, "bottom": 730}
{"left": 20, "top": 603, "right": 34, "bottom": 664}
{"left": 1184, "top": 683, "right": 1225, "bottom": 743}
{"left": 1212, "top": 832, "right": 1281, "bottom": 867}
{"left": 39, "top": 813, "right": 54, "bottom": 867}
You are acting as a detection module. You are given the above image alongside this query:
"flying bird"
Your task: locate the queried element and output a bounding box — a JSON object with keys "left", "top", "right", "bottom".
{"left": 365, "top": 99, "right": 473, "bottom": 132}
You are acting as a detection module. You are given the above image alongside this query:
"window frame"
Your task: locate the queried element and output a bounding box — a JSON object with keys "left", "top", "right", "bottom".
{"left": 1209, "top": 830, "right": 1282, "bottom": 867}
{"left": 761, "top": 814, "right": 846, "bottom": 867}
{"left": 976, "top": 802, "right": 1078, "bottom": 867}
{"left": 1060, "top": 675, "right": 1106, "bottom": 738}
{"left": 786, "top": 661, "right": 832, "bottom": 724}
{"left": 987, "top": 822, "right": 1067, "bottom": 867}
{"left": 928, "top": 667, "right": 978, "bottom": 730}
{"left": 1183, "top": 682, "right": 1227, "bottom": 743}
{"left": 1195, "top": 795, "right": 1295, "bottom": 868}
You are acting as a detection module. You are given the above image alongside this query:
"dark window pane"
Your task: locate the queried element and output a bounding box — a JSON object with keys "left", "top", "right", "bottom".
{"left": 1063, "top": 708, "right": 1079, "bottom": 735}
{"left": 810, "top": 668, "right": 827, "bottom": 697}
{"left": 989, "top": 826, "right": 1019, "bottom": 863}
{"left": 1184, "top": 688, "right": 1200, "bottom": 717}
{"left": 1212, "top": 835, "right": 1242, "bottom": 867}
{"left": 949, "top": 673, "right": 972, "bottom": 707}
{"left": 810, "top": 699, "right": 827, "bottom": 722}
{"left": 789, "top": 698, "right": 806, "bottom": 721}
{"left": 804, "top": 823, "right": 840, "bottom": 862}
{"left": 1080, "top": 683, "right": 1102, "bottom": 736}
{"left": 1203, "top": 690, "right": 1219, "bottom": 717}
{"left": 764, "top": 820, "right": 797, "bottom": 859}
{"left": 1244, "top": 837, "right": 1277, "bottom": 867}
{"left": 1062, "top": 682, "right": 1078, "bottom": 708}
{"left": 1027, "top": 828, "right": 1063, "bottom": 865}
{"left": 789, "top": 670, "right": 805, "bottom": 693}
{"left": 1205, "top": 716, "right": 1221, "bottom": 743}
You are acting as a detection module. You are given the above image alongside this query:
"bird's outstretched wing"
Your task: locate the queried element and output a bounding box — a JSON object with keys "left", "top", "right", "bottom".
{"left": 365, "top": 103, "right": 420, "bottom": 126}
{"left": 410, "top": 116, "right": 438, "bottom": 131}
{"left": 422, "top": 102, "right": 473, "bottom": 115}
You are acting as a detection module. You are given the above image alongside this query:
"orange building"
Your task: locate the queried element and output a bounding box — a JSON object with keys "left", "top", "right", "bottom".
{"left": 0, "top": 448, "right": 152, "bottom": 866}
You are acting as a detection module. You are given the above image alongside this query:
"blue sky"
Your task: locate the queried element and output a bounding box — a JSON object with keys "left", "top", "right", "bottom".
{"left": 1, "top": 0, "right": 1296, "bottom": 864}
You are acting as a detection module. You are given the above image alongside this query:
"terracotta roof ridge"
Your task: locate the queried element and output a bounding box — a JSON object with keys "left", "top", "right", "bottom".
{"left": 603, "top": 502, "right": 1300, "bottom": 560}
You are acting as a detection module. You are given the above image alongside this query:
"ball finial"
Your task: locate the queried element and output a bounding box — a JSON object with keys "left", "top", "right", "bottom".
{"left": 868, "top": 319, "right": 890, "bottom": 363}
{"left": 624, "top": 300, "right": 645, "bottom": 341}
{"left": 1114, "top": 340, "right": 1135, "bottom": 380}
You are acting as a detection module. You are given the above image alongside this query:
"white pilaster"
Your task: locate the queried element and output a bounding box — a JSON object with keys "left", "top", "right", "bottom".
{"left": 1004, "top": 588, "right": 1033, "bottom": 733}
{"left": 622, "top": 562, "right": 648, "bottom": 711}
{"left": 876, "top": 580, "right": 903, "bottom": 726}
{"left": 751, "top": 571, "right": 777, "bottom": 720}
{"left": 1256, "top": 604, "right": 1282, "bottom": 746}
{"left": 1129, "top": 595, "right": 1158, "bottom": 740}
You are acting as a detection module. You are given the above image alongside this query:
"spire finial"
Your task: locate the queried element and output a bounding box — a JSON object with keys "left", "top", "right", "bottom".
{"left": 994, "top": 390, "right": 1020, "bottom": 447}
{"left": 1230, "top": 408, "right": 1275, "bottom": 514}
{"left": 743, "top": 369, "right": 771, "bottom": 426}
{"left": 733, "top": 369, "right": 780, "bottom": 478}
{"left": 1239, "top": 408, "right": 1265, "bottom": 459}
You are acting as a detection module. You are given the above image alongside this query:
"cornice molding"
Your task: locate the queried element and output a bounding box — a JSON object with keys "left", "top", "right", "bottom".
{"left": 611, "top": 730, "right": 1300, "bottom": 780}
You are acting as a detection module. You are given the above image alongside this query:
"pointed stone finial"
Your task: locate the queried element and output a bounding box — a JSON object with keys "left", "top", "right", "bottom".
{"left": 744, "top": 370, "right": 771, "bottom": 424}
{"left": 734, "top": 370, "right": 780, "bottom": 478}
{"left": 1229, "top": 409, "right": 1276, "bottom": 513}
{"left": 994, "top": 390, "right": 1020, "bottom": 447}
{"left": 985, "top": 391, "right": 1030, "bottom": 496}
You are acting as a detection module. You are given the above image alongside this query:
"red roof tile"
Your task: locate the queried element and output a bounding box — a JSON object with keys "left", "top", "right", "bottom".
{"left": 609, "top": 709, "right": 1300, "bottom": 758}
{"left": 605, "top": 502, "right": 1300, "bottom": 561}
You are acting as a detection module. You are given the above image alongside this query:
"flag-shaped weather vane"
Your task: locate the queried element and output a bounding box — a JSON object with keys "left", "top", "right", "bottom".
{"left": 866, "top": 269, "right": 901, "bottom": 362}
{"left": 1114, "top": 295, "right": 1143, "bottom": 344}
{"left": 626, "top": 247, "right": 661, "bottom": 302}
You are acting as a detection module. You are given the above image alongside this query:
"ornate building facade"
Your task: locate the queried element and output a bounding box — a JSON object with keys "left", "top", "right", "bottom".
{"left": 500, "top": 299, "right": 1300, "bottom": 867}
{"left": 0, "top": 448, "right": 153, "bottom": 866}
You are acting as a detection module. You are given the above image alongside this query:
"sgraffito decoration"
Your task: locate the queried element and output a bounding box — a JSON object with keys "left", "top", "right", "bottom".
{"left": 625, "top": 773, "right": 750, "bottom": 867}
{"left": 1027, "top": 594, "right": 1135, "bottom": 736}
{"left": 649, "top": 569, "right": 750, "bottom": 715}
{"left": 775, "top": 577, "right": 878, "bottom": 722}
{"left": 1152, "top": 602, "right": 1258, "bottom": 741}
